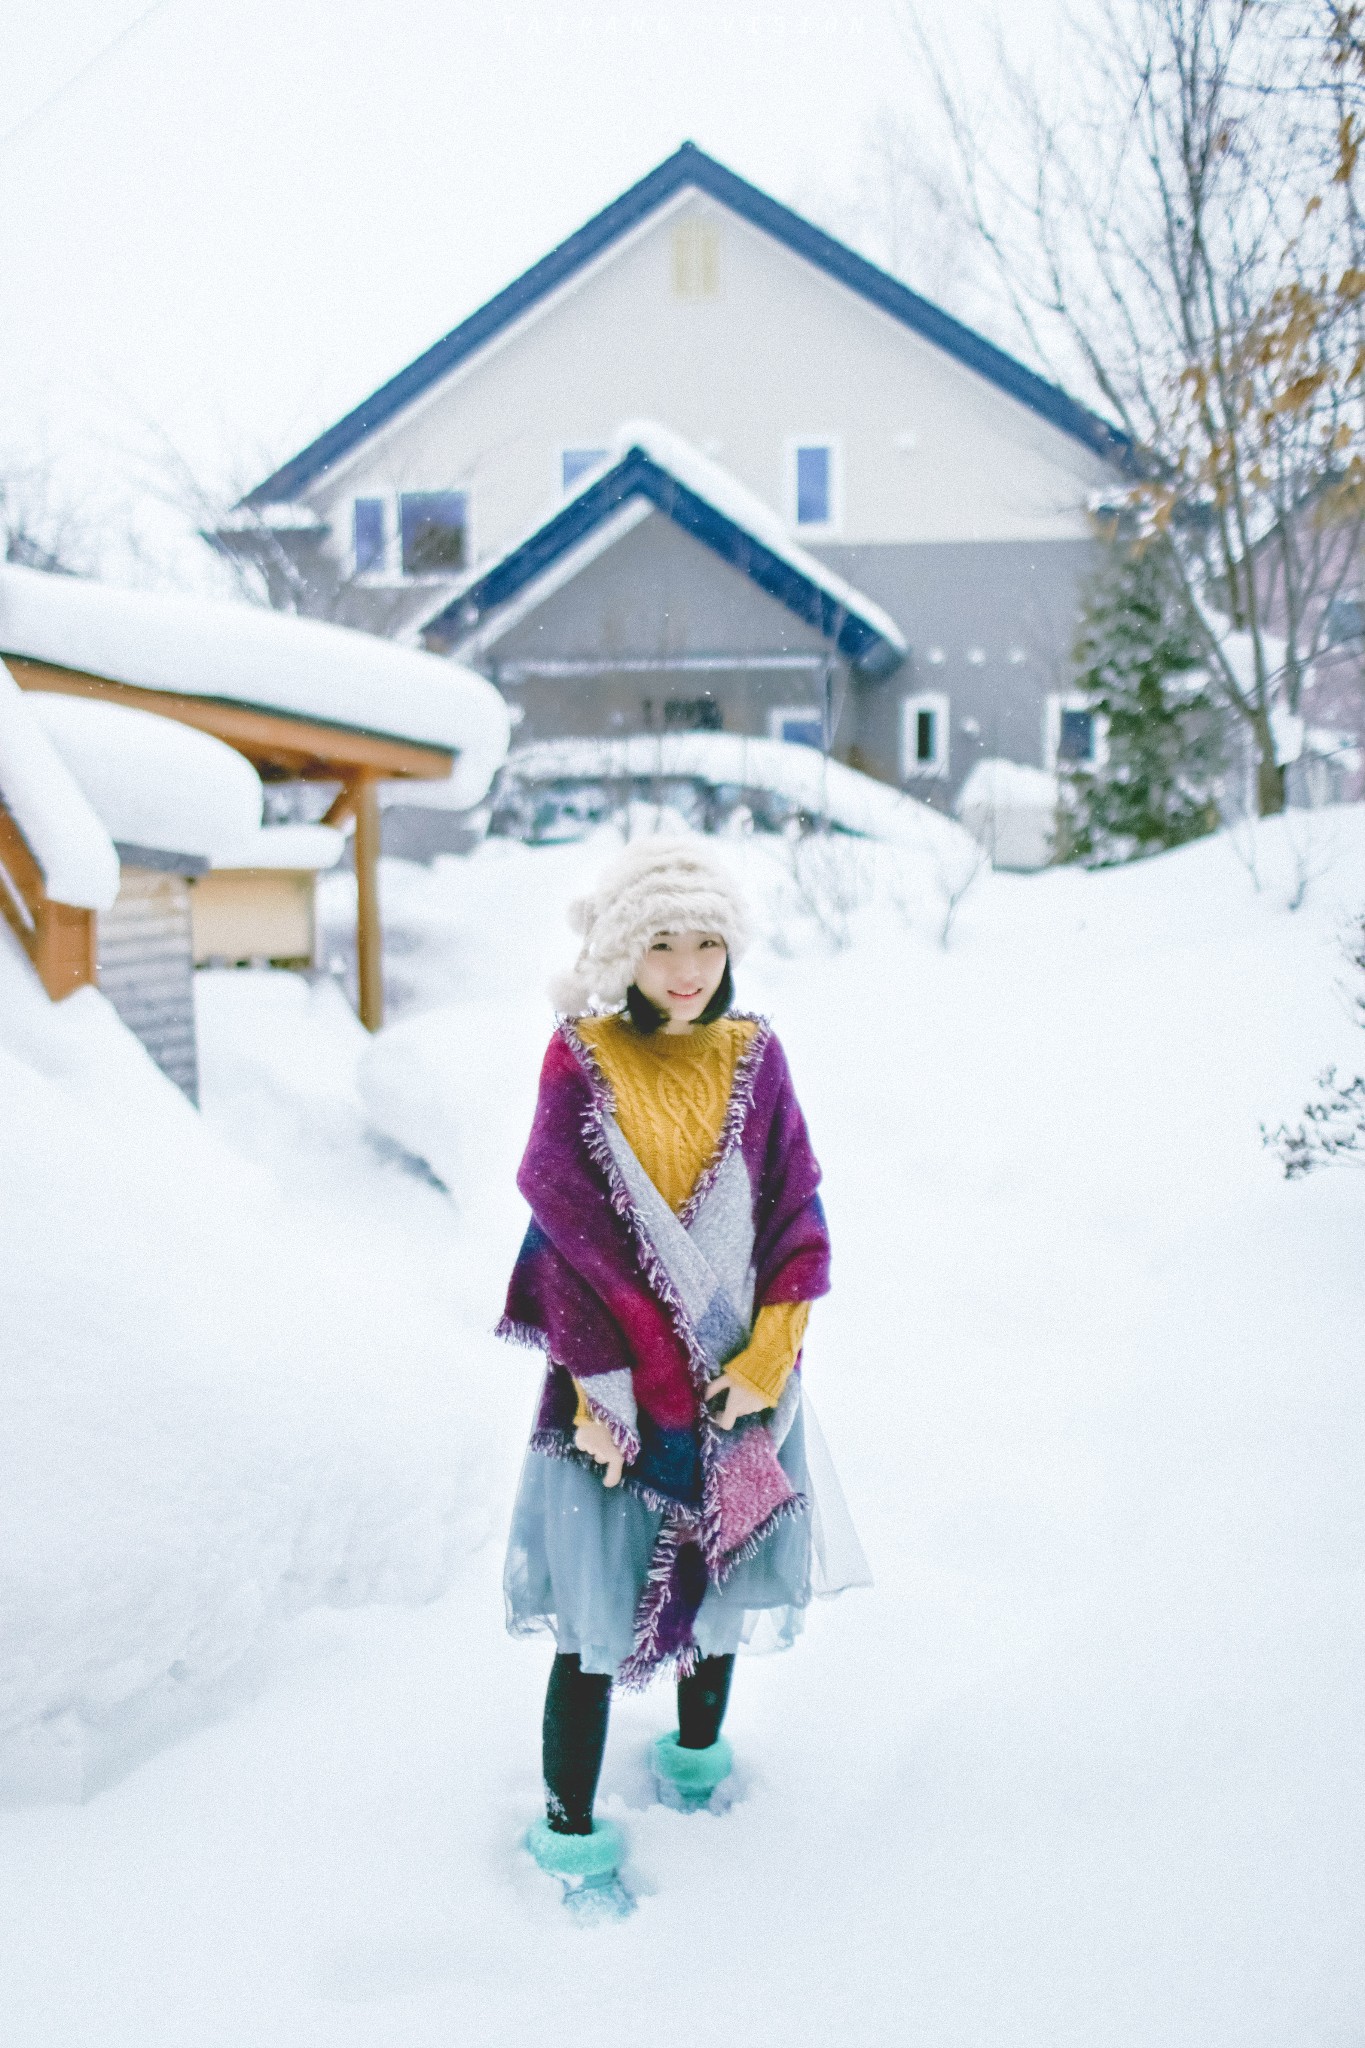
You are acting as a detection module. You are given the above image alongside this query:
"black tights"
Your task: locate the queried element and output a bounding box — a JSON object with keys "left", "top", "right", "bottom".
{"left": 543, "top": 1651, "right": 734, "bottom": 1835}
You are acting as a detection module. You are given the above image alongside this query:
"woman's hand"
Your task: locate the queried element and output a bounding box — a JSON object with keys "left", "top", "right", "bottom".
{"left": 574, "top": 1415, "right": 625, "bottom": 1488}
{"left": 704, "top": 1372, "right": 770, "bottom": 1431}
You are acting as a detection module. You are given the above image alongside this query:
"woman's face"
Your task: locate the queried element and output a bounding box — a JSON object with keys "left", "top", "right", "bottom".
{"left": 633, "top": 929, "right": 728, "bottom": 1030}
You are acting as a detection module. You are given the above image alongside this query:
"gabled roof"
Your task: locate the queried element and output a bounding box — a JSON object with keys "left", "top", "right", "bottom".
{"left": 421, "top": 420, "right": 907, "bottom": 679}
{"left": 243, "top": 142, "right": 1129, "bottom": 509}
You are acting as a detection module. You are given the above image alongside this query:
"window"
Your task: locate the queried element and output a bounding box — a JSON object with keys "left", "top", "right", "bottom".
{"left": 794, "top": 444, "right": 832, "bottom": 527}
{"left": 353, "top": 498, "right": 386, "bottom": 576}
{"left": 768, "top": 705, "right": 825, "bottom": 750}
{"left": 1325, "top": 595, "right": 1364, "bottom": 644}
{"left": 663, "top": 696, "right": 722, "bottom": 732}
{"left": 901, "top": 692, "right": 950, "bottom": 779}
{"left": 399, "top": 491, "right": 468, "bottom": 576}
{"left": 1058, "top": 708, "right": 1096, "bottom": 763}
{"left": 561, "top": 448, "right": 608, "bottom": 492}
{"left": 1045, "top": 692, "right": 1107, "bottom": 770}
{"left": 671, "top": 219, "right": 720, "bottom": 299}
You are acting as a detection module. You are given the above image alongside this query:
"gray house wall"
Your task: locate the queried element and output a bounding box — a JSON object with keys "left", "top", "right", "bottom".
{"left": 468, "top": 516, "right": 1099, "bottom": 807}
{"left": 813, "top": 537, "right": 1100, "bottom": 804}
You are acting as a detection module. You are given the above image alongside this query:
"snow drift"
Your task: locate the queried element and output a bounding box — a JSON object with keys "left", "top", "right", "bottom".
{"left": 0, "top": 928, "right": 484, "bottom": 1804}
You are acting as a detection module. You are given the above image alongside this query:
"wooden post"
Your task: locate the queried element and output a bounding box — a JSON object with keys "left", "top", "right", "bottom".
{"left": 35, "top": 899, "right": 98, "bottom": 999}
{"left": 352, "top": 774, "right": 383, "bottom": 1031}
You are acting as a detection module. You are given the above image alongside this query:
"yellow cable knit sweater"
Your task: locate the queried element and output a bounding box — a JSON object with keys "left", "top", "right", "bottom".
{"left": 574, "top": 1013, "right": 810, "bottom": 1414}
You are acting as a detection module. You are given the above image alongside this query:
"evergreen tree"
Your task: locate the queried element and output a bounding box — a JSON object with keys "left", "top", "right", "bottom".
{"left": 1057, "top": 542, "right": 1224, "bottom": 866}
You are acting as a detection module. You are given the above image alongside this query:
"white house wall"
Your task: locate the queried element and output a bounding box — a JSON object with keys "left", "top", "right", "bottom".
{"left": 306, "top": 188, "right": 1113, "bottom": 577}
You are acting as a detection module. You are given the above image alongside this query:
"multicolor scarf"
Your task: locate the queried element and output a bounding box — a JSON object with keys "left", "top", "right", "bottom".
{"left": 499, "top": 1016, "right": 831, "bottom": 1685}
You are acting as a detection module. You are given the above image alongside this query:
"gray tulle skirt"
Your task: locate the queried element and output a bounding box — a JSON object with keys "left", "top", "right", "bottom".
{"left": 502, "top": 1394, "right": 871, "bottom": 1679}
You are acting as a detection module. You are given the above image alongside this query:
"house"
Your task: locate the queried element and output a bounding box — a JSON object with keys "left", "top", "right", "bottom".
{"left": 221, "top": 141, "right": 1129, "bottom": 815}
{"left": 0, "top": 564, "right": 509, "bottom": 1030}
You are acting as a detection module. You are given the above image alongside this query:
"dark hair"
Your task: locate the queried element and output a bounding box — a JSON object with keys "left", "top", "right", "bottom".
{"left": 625, "top": 956, "right": 734, "bottom": 1035}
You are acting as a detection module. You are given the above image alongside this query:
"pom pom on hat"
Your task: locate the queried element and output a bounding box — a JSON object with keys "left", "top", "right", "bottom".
{"left": 551, "top": 836, "right": 751, "bottom": 1015}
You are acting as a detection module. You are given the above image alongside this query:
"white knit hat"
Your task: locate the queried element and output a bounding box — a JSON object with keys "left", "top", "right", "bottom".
{"left": 550, "top": 836, "right": 752, "bottom": 1015}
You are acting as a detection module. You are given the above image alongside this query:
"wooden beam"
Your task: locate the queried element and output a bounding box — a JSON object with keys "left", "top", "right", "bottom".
{"left": 0, "top": 798, "right": 97, "bottom": 1000}
{"left": 321, "top": 785, "right": 357, "bottom": 828}
{"left": 4, "top": 658, "right": 456, "bottom": 784}
{"left": 352, "top": 775, "right": 383, "bottom": 1032}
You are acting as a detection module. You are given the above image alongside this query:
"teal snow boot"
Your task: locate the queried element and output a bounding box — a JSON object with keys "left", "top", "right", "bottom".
{"left": 525, "top": 1817, "right": 634, "bottom": 1920}
{"left": 651, "top": 1732, "right": 734, "bottom": 1812}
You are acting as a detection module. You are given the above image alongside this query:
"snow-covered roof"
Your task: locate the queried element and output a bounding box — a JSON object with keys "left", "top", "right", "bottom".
{"left": 0, "top": 664, "right": 120, "bottom": 910}
{"left": 504, "top": 731, "right": 973, "bottom": 856}
{"left": 213, "top": 504, "right": 327, "bottom": 535}
{"left": 0, "top": 563, "right": 511, "bottom": 807}
{"left": 424, "top": 422, "right": 907, "bottom": 678}
{"left": 955, "top": 758, "right": 1060, "bottom": 811}
{"left": 27, "top": 692, "right": 264, "bottom": 865}
{"left": 209, "top": 823, "right": 345, "bottom": 872}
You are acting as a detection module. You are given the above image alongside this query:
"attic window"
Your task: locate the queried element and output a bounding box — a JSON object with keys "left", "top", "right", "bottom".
{"left": 672, "top": 220, "right": 720, "bottom": 299}
{"left": 399, "top": 491, "right": 468, "bottom": 576}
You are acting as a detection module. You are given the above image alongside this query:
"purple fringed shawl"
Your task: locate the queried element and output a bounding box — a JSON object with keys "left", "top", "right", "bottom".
{"left": 498, "top": 1016, "right": 831, "bottom": 1684}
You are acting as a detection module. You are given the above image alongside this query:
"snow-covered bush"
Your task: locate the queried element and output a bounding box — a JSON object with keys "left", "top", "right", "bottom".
{"left": 1266, "top": 914, "right": 1365, "bottom": 1176}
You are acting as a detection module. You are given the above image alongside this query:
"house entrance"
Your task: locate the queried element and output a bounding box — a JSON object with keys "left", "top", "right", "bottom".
{"left": 661, "top": 695, "right": 722, "bottom": 732}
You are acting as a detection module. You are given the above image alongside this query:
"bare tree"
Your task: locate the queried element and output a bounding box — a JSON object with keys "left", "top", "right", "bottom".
{"left": 0, "top": 452, "right": 99, "bottom": 576}
{"left": 913, "top": 0, "right": 1365, "bottom": 815}
{"left": 137, "top": 429, "right": 421, "bottom": 635}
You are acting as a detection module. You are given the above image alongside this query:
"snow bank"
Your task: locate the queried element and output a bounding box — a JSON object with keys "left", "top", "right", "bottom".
{"left": 210, "top": 823, "right": 345, "bottom": 871}
{"left": 26, "top": 691, "right": 262, "bottom": 860}
{"left": 0, "top": 927, "right": 484, "bottom": 1805}
{"left": 3, "top": 807, "right": 1365, "bottom": 2039}
{"left": 0, "top": 663, "right": 119, "bottom": 909}
{"left": 505, "top": 731, "right": 974, "bottom": 856}
{"left": 0, "top": 563, "right": 511, "bottom": 806}
{"left": 955, "top": 756, "right": 1060, "bottom": 870}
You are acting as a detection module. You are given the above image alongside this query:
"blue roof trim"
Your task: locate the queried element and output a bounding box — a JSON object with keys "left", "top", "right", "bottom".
{"left": 243, "top": 143, "right": 1129, "bottom": 508}
{"left": 424, "top": 446, "right": 904, "bottom": 677}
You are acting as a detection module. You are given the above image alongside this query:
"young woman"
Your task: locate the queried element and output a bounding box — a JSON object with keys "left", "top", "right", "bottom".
{"left": 499, "top": 837, "right": 866, "bottom": 1903}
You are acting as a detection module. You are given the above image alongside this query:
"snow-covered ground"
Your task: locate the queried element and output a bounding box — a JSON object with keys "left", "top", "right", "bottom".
{"left": 2, "top": 812, "right": 1363, "bottom": 2045}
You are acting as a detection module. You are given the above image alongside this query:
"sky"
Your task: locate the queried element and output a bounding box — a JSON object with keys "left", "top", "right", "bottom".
{"left": 0, "top": 0, "right": 1066, "bottom": 583}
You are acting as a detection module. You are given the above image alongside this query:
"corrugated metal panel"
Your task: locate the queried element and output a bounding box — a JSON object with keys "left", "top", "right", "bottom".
{"left": 97, "top": 870, "right": 199, "bottom": 1102}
